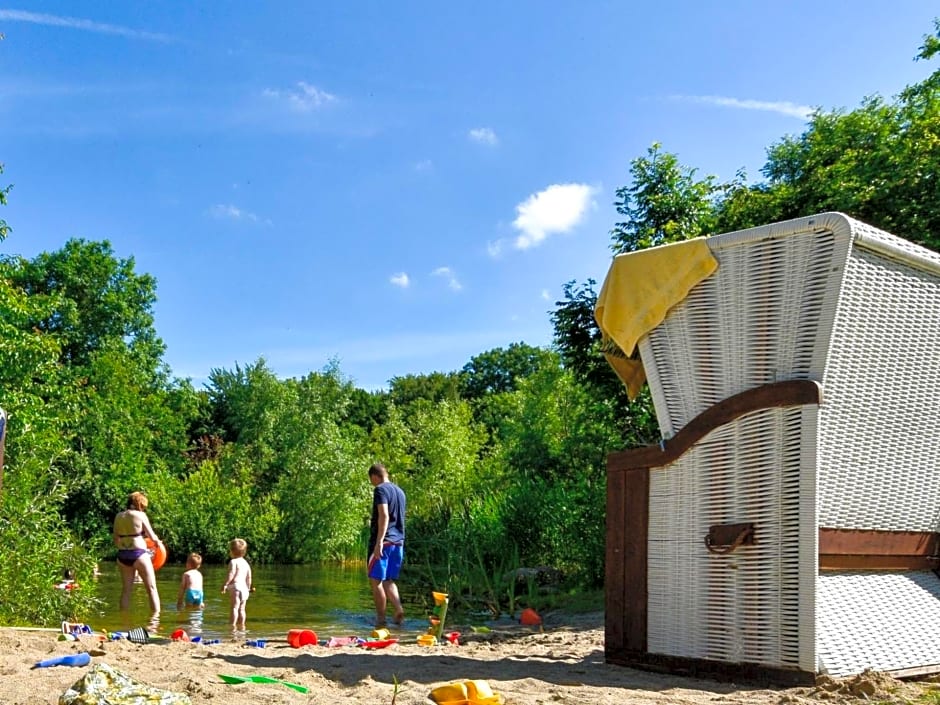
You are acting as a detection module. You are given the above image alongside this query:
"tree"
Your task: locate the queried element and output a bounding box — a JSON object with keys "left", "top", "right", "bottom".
{"left": 717, "top": 21, "right": 940, "bottom": 251}
{"left": 387, "top": 371, "right": 461, "bottom": 408}
{"left": 459, "top": 342, "right": 557, "bottom": 399}
{"left": 5, "top": 239, "right": 164, "bottom": 368}
{"left": 610, "top": 143, "right": 724, "bottom": 254}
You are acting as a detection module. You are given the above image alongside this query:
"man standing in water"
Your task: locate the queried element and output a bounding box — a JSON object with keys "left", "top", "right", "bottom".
{"left": 367, "top": 462, "right": 406, "bottom": 628}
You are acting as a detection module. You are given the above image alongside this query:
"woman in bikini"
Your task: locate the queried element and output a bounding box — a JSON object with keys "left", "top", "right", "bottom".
{"left": 113, "top": 491, "right": 163, "bottom": 627}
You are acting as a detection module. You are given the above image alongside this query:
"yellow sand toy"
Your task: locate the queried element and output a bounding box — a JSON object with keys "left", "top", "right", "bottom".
{"left": 429, "top": 679, "right": 503, "bottom": 704}
{"left": 419, "top": 590, "right": 449, "bottom": 646}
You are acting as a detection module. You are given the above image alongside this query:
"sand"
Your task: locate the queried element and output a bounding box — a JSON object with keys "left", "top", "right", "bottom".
{"left": 2, "top": 612, "right": 934, "bottom": 705}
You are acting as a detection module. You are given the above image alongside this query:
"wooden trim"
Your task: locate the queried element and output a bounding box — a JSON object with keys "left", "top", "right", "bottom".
{"left": 819, "top": 528, "right": 940, "bottom": 570}
{"left": 606, "top": 464, "right": 648, "bottom": 654}
{"left": 608, "top": 380, "right": 823, "bottom": 472}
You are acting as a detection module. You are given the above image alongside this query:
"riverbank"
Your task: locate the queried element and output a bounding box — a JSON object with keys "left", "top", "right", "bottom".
{"left": 2, "top": 612, "right": 934, "bottom": 704}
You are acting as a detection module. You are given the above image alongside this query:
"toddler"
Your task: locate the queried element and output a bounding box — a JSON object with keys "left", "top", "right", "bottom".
{"left": 221, "top": 538, "right": 253, "bottom": 630}
{"left": 176, "top": 553, "right": 205, "bottom": 609}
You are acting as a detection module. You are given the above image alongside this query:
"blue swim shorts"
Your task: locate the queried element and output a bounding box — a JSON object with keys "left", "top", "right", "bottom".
{"left": 368, "top": 543, "right": 404, "bottom": 581}
{"left": 184, "top": 588, "right": 204, "bottom": 606}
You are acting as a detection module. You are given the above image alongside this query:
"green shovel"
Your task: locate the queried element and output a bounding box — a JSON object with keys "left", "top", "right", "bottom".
{"left": 218, "top": 674, "right": 309, "bottom": 694}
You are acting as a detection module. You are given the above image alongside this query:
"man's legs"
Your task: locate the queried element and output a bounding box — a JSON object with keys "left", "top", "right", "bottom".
{"left": 385, "top": 580, "right": 404, "bottom": 625}
{"left": 370, "top": 577, "right": 387, "bottom": 626}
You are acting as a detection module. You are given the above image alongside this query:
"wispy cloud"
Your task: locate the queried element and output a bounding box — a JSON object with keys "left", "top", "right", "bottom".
{"left": 413, "top": 159, "right": 433, "bottom": 172}
{"left": 390, "top": 272, "right": 410, "bottom": 288}
{"left": 263, "top": 81, "right": 337, "bottom": 112}
{"left": 207, "top": 204, "right": 269, "bottom": 225}
{"left": 670, "top": 94, "right": 813, "bottom": 120}
{"left": 510, "top": 182, "right": 597, "bottom": 250}
{"left": 541, "top": 289, "right": 551, "bottom": 301}
{"left": 269, "top": 327, "right": 551, "bottom": 367}
{"left": 468, "top": 127, "right": 498, "bottom": 146}
{"left": 431, "top": 266, "right": 462, "bottom": 292}
{"left": 0, "top": 9, "right": 175, "bottom": 42}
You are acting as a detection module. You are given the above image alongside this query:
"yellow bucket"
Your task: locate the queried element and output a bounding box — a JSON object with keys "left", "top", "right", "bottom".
{"left": 417, "top": 634, "right": 438, "bottom": 647}
{"left": 371, "top": 627, "right": 390, "bottom": 639}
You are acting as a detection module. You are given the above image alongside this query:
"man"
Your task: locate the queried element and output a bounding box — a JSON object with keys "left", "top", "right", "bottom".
{"left": 367, "top": 462, "right": 406, "bottom": 628}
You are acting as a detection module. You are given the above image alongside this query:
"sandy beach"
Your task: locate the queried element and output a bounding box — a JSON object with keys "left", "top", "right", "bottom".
{"left": 2, "top": 611, "right": 933, "bottom": 705}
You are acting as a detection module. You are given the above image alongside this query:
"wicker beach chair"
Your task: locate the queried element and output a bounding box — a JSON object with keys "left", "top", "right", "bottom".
{"left": 597, "top": 212, "right": 940, "bottom": 682}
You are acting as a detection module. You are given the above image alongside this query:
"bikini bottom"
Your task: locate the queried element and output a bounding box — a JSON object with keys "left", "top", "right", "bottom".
{"left": 117, "top": 548, "right": 147, "bottom": 567}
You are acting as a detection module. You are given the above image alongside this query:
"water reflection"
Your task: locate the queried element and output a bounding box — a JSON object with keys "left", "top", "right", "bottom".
{"left": 91, "top": 562, "right": 420, "bottom": 641}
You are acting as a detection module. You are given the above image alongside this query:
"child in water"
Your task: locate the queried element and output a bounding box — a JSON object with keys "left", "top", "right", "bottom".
{"left": 221, "top": 538, "right": 253, "bottom": 630}
{"left": 176, "top": 553, "right": 205, "bottom": 609}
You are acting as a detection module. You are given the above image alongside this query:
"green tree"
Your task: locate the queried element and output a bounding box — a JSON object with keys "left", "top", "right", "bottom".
{"left": 0, "top": 246, "right": 99, "bottom": 626}
{"left": 5, "top": 239, "right": 164, "bottom": 368}
{"left": 610, "top": 143, "right": 723, "bottom": 254}
{"left": 387, "top": 371, "right": 461, "bottom": 408}
{"left": 717, "top": 21, "right": 940, "bottom": 251}
{"left": 459, "top": 342, "right": 556, "bottom": 399}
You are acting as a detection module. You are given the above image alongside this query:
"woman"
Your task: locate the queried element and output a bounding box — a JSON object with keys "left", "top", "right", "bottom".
{"left": 113, "top": 491, "right": 163, "bottom": 627}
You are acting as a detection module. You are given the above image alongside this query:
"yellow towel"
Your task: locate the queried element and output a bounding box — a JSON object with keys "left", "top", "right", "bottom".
{"left": 595, "top": 238, "right": 718, "bottom": 398}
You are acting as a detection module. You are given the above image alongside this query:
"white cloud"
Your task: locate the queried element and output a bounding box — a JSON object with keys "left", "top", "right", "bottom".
{"left": 512, "top": 183, "right": 597, "bottom": 250}
{"left": 541, "top": 289, "right": 551, "bottom": 301}
{"left": 431, "top": 266, "right": 462, "bottom": 291}
{"left": 390, "top": 272, "right": 410, "bottom": 288}
{"left": 207, "top": 204, "right": 268, "bottom": 224}
{"left": 0, "top": 9, "right": 175, "bottom": 42}
{"left": 486, "top": 240, "right": 503, "bottom": 259}
{"left": 263, "top": 81, "right": 337, "bottom": 112}
{"left": 671, "top": 94, "right": 813, "bottom": 120}
{"left": 413, "top": 159, "right": 433, "bottom": 172}
{"left": 468, "top": 127, "right": 498, "bottom": 146}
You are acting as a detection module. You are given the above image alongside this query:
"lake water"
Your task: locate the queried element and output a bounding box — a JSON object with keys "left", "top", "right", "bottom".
{"left": 89, "top": 562, "right": 429, "bottom": 642}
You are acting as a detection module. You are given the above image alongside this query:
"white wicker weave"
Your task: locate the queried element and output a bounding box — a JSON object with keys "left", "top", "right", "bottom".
{"left": 647, "top": 405, "right": 817, "bottom": 672}
{"left": 627, "top": 212, "right": 940, "bottom": 677}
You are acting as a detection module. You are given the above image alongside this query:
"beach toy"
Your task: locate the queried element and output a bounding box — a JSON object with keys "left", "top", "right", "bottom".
{"left": 429, "top": 679, "right": 503, "bottom": 705}
{"left": 370, "top": 627, "right": 390, "bottom": 639}
{"left": 519, "top": 607, "right": 542, "bottom": 626}
{"left": 204, "top": 639, "right": 221, "bottom": 645}
{"left": 33, "top": 652, "right": 92, "bottom": 669}
{"left": 127, "top": 627, "right": 150, "bottom": 644}
{"left": 326, "top": 635, "right": 360, "bottom": 647}
{"left": 417, "top": 634, "right": 437, "bottom": 647}
{"left": 287, "top": 628, "right": 318, "bottom": 647}
{"left": 190, "top": 636, "right": 201, "bottom": 643}
{"left": 428, "top": 590, "right": 450, "bottom": 639}
{"left": 145, "top": 538, "right": 166, "bottom": 570}
{"left": 218, "top": 674, "right": 308, "bottom": 693}
{"left": 245, "top": 639, "right": 266, "bottom": 648}
{"left": 170, "top": 629, "right": 190, "bottom": 642}
{"left": 360, "top": 638, "right": 398, "bottom": 649}
{"left": 62, "top": 622, "right": 92, "bottom": 636}
{"left": 445, "top": 631, "right": 461, "bottom": 645}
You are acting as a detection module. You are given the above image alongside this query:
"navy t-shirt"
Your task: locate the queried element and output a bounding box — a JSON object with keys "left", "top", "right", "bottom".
{"left": 369, "top": 481, "right": 406, "bottom": 554}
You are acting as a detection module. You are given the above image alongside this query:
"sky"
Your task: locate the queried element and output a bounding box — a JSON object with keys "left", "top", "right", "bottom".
{"left": 1, "top": 2, "right": 937, "bottom": 391}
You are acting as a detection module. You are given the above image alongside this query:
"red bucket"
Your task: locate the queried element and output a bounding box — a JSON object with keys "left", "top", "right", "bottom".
{"left": 288, "top": 628, "right": 318, "bottom": 648}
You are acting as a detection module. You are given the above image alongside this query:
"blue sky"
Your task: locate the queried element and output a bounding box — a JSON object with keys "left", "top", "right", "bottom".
{"left": 1, "top": 2, "right": 937, "bottom": 390}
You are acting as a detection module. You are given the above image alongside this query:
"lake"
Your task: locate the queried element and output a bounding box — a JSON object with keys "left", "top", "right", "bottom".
{"left": 88, "top": 561, "right": 429, "bottom": 641}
